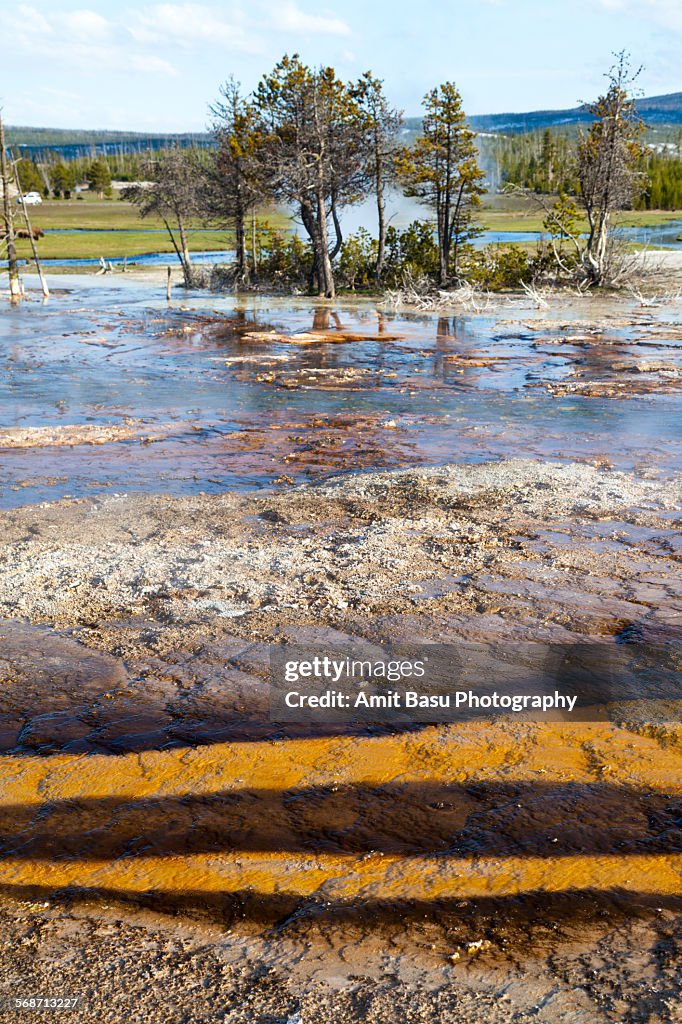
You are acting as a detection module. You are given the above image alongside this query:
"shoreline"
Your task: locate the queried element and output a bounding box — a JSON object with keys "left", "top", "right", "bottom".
{"left": 6, "top": 245, "right": 682, "bottom": 296}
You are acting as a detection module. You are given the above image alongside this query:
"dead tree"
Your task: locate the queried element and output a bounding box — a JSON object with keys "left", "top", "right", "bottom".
{"left": 0, "top": 114, "right": 21, "bottom": 302}
{"left": 125, "top": 147, "right": 205, "bottom": 288}
{"left": 578, "top": 52, "right": 647, "bottom": 286}
{"left": 11, "top": 151, "right": 48, "bottom": 298}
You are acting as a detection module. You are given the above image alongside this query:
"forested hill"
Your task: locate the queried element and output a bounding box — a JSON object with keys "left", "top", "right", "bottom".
{"left": 5, "top": 126, "right": 212, "bottom": 155}
{"left": 8, "top": 91, "right": 682, "bottom": 150}
{"left": 465, "top": 92, "right": 682, "bottom": 133}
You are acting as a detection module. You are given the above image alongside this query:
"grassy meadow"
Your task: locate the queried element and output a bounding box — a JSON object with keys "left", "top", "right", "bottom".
{"left": 9, "top": 195, "right": 682, "bottom": 263}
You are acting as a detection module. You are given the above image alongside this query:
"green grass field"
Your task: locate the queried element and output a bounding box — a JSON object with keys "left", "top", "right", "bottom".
{"left": 480, "top": 208, "right": 682, "bottom": 233}
{"left": 9, "top": 197, "right": 682, "bottom": 262}
{"left": 13, "top": 198, "right": 289, "bottom": 260}
{"left": 27, "top": 197, "right": 177, "bottom": 231}
{"left": 15, "top": 229, "right": 234, "bottom": 261}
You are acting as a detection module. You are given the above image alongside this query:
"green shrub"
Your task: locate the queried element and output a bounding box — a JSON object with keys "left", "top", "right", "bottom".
{"left": 383, "top": 220, "right": 439, "bottom": 284}
{"left": 214, "top": 222, "right": 561, "bottom": 295}
{"left": 460, "top": 244, "right": 539, "bottom": 289}
{"left": 257, "top": 230, "right": 313, "bottom": 286}
{"left": 338, "top": 228, "right": 377, "bottom": 289}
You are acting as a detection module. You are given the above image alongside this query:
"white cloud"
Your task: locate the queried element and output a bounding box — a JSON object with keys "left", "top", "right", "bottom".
{"left": 273, "top": 1, "right": 350, "bottom": 36}
{"left": 130, "top": 54, "right": 179, "bottom": 75}
{"left": 1, "top": 0, "right": 355, "bottom": 120}
{"left": 129, "top": 1, "right": 350, "bottom": 48}
{"left": 61, "top": 9, "right": 114, "bottom": 41}
{"left": 2, "top": 5, "right": 178, "bottom": 76}
{"left": 13, "top": 4, "right": 53, "bottom": 33}
{"left": 129, "top": 3, "right": 259, "bottom": 51}
{"left": 2, "top": 1, "right": 353, "bottom": 73}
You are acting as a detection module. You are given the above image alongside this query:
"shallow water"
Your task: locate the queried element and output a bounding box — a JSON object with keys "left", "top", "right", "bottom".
{"left": 22, "top": 248, "right": 237, "bottom": 268}
{"left": 0, "top": 275, "right": 680, "bottom": 508}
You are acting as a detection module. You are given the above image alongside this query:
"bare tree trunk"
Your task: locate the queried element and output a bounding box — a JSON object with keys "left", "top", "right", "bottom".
{"left": 315, "top": 190, "right": 335, "bottom": 298}
{"left": 374, "top": 165, "right": 385, "bottom": 282}
{"left": 230, "top": 191, "right": 249, "bottom": 285}
{"left": 251, "top": 207, "right": 258, "bottom": 274}
{"left": 450, "top": 182, "right": 465, "bottom": 280}
{"left": 441, "top": 204, "right": 451, "bottom": 285}
{"left": 0, "top": 116, "right": 21, "bottom": 303}
{"left": 583, "top": 208, "right": 607, "bottom": 285}
{"left": 440, "top": 129, "right": 453, "bottom": 286}
{"left": 234, "top": 214, "right": 247, "bottom": 284}
{"left": 309, "top": 81, "right": 334, "bottom": 298}
{"left": 177, "top": 214, "right": 193, "bottom": 287}
{"left": 595, "top": 212, "right": 611, "bottom": 285}
{"left": 11, "top": 152, "right": 48, "bottom": 298}
{"left": 372, "top": 125, "right": 387, "bottom": 282}
{"left": 16, "top": 196, "right": 48, "bottom": 298}
{"left": 437, "top": 202, "right": 448, "bottom": 286}
{"left": 163, "top": 218, "right": 186, "bottom": 278}
{"left": 300, "top": 202, "right": 319, "bottom": 293}
{"left": 329, "top": 196, "right": 343, "bottom": 261}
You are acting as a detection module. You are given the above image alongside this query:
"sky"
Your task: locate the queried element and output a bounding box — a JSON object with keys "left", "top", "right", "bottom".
{"left": 1, "top": 0, "right": 681, "bottom": 130}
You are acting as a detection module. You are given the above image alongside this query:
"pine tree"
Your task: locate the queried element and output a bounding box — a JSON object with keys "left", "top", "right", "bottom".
{"left": 209, "top": 78, "right": 271, "bottom": 284}
{"left": 87, "top": 158, "right": 112, "bottom": 198}
{"left": 51, "top": 161, "right": 75, "bottom": 198}
{"left": 254, "top": 55, "right": 373, "bottom": 297}
{"left": 396, "top": 83, "right": 486, "bottom": 284}
{"left": 16, "top": 159, "right": 44, "bottom": 195}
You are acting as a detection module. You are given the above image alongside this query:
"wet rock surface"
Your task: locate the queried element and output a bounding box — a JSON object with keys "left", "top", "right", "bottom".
{"left": 0, "top": 459, "right": 680, "bottom": 1021}
{"left": 0, "top": 894, "right": 681, "bottom": 1024}
{"left": 0, "top": 458, "right": 678, "bottom": 641}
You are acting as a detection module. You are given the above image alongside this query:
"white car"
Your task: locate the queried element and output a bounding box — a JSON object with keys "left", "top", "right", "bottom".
{"left": 17, "top": 192, "right": 42, "bottom": 205}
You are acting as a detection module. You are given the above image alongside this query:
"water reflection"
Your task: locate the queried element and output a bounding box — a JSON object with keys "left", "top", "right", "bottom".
{"left": 0, "top": 277, "right": 680, "bottom": 507}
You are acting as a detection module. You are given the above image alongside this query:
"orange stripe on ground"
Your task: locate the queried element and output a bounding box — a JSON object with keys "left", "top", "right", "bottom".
{"left": 0, "top": 722, "right": 681, "bottom": 805}
{"left": 0, "top": 852, "right": 680, "bottom": 900}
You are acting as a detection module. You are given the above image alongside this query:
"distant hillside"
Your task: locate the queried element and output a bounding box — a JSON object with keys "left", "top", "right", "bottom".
{"left": 467, "top": 92, "right": 682, "bottom": 134}
{"left": 5, "top": 126, "right": 212, "bottom": 158}
{"left": 7, "top": 92, "right": 682, "bottom": 153}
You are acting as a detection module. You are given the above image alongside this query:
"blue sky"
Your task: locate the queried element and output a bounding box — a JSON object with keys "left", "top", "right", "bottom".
{"left": 1, "top": 0, "right": 681, "bottom": 130}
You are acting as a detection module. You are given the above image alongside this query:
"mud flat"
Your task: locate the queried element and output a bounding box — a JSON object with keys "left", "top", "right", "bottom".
{"left": 0, "top": 458, "right": 681, "bottom": 1022}
{"left": 0, "top": 458, "right": 679, "bottom": 642}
